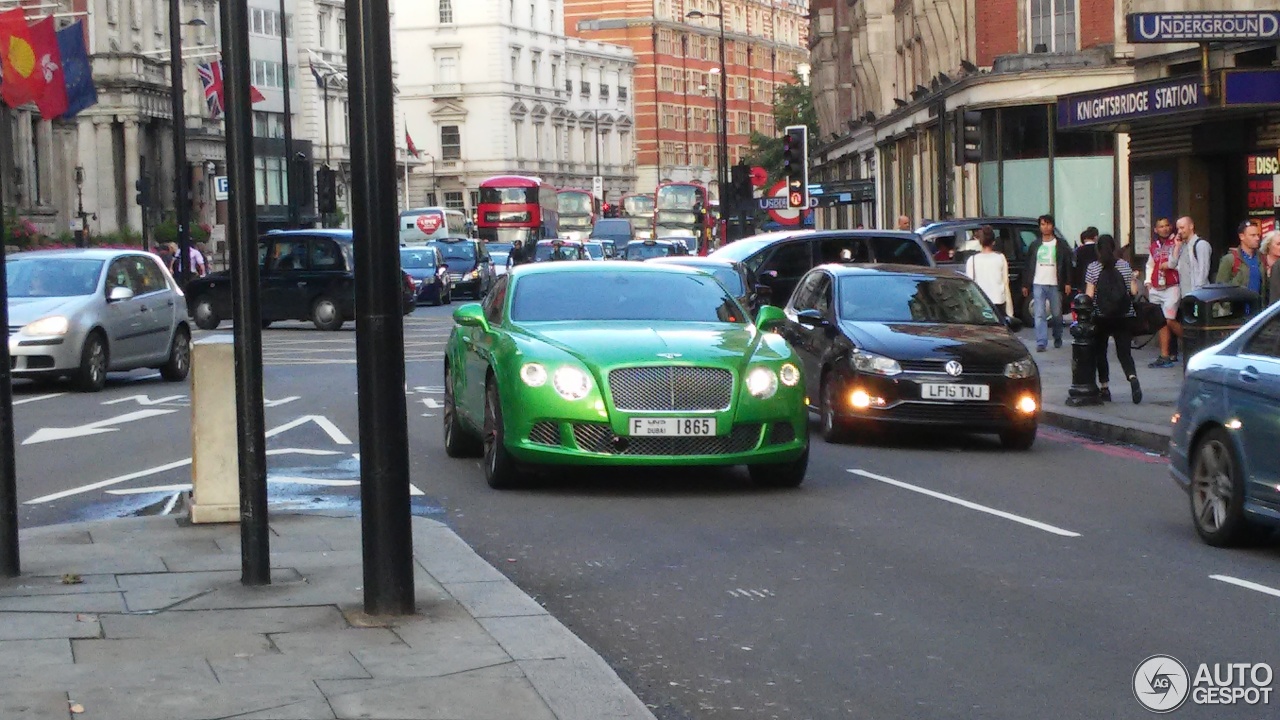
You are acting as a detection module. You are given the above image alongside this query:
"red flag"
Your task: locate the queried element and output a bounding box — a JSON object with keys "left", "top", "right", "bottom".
{"left": 406, "top": 131, "right": 419, "bottom": 157}
{"left": 0, "top": 8, "right": 44, "bottom": 108}
{"left": 250, "top": 85, "right": 266, "bottom": 103}
{"left": 29, "top": 17, "right": 67, "bottom": 119}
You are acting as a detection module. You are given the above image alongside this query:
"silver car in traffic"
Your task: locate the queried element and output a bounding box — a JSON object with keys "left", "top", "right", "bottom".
{"left": 6, "top": 249, "right": 192, "bottom": 391}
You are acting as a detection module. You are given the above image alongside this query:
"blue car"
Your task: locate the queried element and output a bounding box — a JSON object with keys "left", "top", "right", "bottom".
{"left": 1170, "top": 301, "right": 1280, "bottom": 546}
{"left": 401, "top": 246, "right": 453, "bottom": 306}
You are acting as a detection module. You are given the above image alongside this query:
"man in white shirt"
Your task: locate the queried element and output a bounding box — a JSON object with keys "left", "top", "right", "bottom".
{"left": 1171, "top": 216, "right": 1212, "bottom": 295}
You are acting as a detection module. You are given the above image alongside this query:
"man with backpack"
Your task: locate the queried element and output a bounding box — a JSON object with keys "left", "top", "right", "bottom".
{"left": 1215, "top": 219, "right": 1267, "bottom": 296}
{"left": 1171, "top": 216, "right": 1212, "bottom": 295}
{"left": 1085, "top": 235, "right": 1143, "bottom": 404}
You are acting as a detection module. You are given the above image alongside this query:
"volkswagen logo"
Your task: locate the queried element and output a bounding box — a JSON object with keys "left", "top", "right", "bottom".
{"left": 945, "top": 361, "right": 963, "bottom": 377}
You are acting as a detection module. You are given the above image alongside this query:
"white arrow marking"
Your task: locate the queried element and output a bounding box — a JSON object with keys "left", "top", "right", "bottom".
{"left": 409, "top": 483, "right": 424, "bottom": 497}
{"left": 423, "top": 398, "right": 443, "bottom": 409}
{"left": 264, "top": 396, "right": 300, "bottom": 408}
{"left": 102, "top": 394, "right": 187, "bottom": 406}
{"left": 13, "top": 392, "right": 66, "bottom": 406}
{"left": 264, "top": 415, "right": 352, "bottom": 445}
{"left": 22, "top": 409, "right": 178, "bottom": 446}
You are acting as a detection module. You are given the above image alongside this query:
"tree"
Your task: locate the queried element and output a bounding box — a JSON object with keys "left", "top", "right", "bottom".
{"left": 741, "top": 74, "right": 817, "bottom": 186}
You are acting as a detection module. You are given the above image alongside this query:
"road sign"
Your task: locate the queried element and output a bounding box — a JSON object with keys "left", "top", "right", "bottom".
{"left": 214, "top": 175, "right": 229, "bottom": 201}
{"left": 764, "top": 180, "right": 815, "bottom": 226}
{"left": 749, "top": 166, "right": 768, "bottom": 187}
{"left": 592, "top": 176, "right": 604, "bottom": 200}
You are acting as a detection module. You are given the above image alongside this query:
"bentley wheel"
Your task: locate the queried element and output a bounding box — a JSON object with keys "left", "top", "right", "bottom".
{"left": 482, "top": 379, "right": 522, "bottom": 489}
{"left": 1191, "top": 428, "right": 1258, "bottom": 547}
{"left": 442, "top": 366, "right": 481, "bottom": 458}
{"left": 748, "top": 443, "right": 808, "bottom": 489}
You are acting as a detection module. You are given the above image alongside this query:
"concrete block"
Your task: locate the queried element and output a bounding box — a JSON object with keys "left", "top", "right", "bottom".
{"left": 0, "top": 690, "right": 71, "bottom": 720}
{"left": 209, "top": 651, "right": 370, "bottom": 684}
{"left": 70, "top": 682, "right": 330, "bottom": 720}
{"left": 0, "top": 612, "right": 101, "bottom": 641}
{"left": 0, "top": 657, "right": 218, "bottom": 694}
{"left": 412, "top": 526, "right": 510, "bottom": 583}
{"left": 319, "top": 665, "right": 556, "bottom": 720}
{"left": 268, "top": 628, "right": 405, "bottom": 655}
{"left": 101, "top": 606, "right": 347, "bottom": 639}
{"left": 188, "top": 335, "right": 240, "bottom": 524}
{"left": 13, "top": 544, "right": 167, "bottom": 575}
{"left": 0, "top": 573, "right": 119, "bottom": 597}
{"left": 354, "top": 640, "right": 513, "bottom": 680}
{"left": 0, "top": 639, "right": 73, "bottom": 669}
{"left": 117, "top": 568, "right": 302, "bottom": 613}
{"left": 479, "top": 615, "right": 596, "bottom": 661}
{"left": 18, "top": 525, "right": 92, "bottom": 545}
{"left": 443, "top": 580, "right": 550, "bottom": 619}
{"left": 0, "top": 593, "right": 126, "bottom": 614}
{"left": 519, "top": 657, "right": 657, "bottom": 720}
{"left": 71, "top": 634, "right": 276, "bottom": 663}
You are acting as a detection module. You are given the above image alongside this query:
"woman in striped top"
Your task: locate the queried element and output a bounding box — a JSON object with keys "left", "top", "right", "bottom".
{"left": 1085, "top": 235, "right": 1142, "bottom": 404}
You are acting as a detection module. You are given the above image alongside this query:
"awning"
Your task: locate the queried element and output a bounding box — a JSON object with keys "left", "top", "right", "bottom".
{"left": 1056, "top": 69, "right": 1280, "bottom": 132}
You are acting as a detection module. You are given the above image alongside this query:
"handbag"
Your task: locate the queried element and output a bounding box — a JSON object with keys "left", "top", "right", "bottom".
{"left": 1129, "top": 298, "right": 1167, "bottom": 348}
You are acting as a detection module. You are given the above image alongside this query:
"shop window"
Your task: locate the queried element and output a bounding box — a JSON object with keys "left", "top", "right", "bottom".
{"left": 1234, "top": 46, "right": 1278, "bottom": 69}
{"left": 1054, "top": 127, "right": 1114, "bottom": 157}
{"left": 1000, "top": 106, "right": 1050, "bottom": 160}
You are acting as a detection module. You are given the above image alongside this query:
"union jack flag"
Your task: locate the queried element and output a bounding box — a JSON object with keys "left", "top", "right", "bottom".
{"left": 197, "top": 61, "right": 266, "bottom": 118}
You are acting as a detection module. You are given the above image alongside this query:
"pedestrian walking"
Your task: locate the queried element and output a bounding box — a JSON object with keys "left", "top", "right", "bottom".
{"left": 1144, "top": 218, "right": 1182, "bottom": 368}
{"left": 1072, "top": 227, "right": 1099, "bottom": 293}
{"left": 1170, "top": 216, "right": 1212, "bottom": 295}
{"left": 964, "top": 225, "right": 1014, "bottom": 321}
{"left": 1021, "top": 214, "right": 1073, "bottom": 352}
{"left": 1085, "top": 234, "right": 1143, "bottom": 404}
{"left": 1260, "top": 230, "right": 1280, "bottom": 306}
{"left": 1215, "top": 220, "right": 1267, "bottom": 299}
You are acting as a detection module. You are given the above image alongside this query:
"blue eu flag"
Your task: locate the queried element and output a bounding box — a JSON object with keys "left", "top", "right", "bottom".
{"left": 57, "top": 20, "right": 97, "bottom": 118}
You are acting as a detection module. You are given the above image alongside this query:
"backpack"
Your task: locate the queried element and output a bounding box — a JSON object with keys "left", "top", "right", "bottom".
{"left": 1094, "top": 263, "right": 1132, "bottom": 318}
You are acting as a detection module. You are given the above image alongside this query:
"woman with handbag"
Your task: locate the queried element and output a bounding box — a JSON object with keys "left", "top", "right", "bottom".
{"left": 1085, "top": 235, "right": 1143, "bottom": 404}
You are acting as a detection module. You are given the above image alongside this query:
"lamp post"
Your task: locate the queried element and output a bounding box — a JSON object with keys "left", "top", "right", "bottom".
{"left": 279, "top": 0, "right": 298, "bottom": 228}
{"left": 74, "top": 167, "right": 87, "bottom": 247}
{"left": 686, "top": 6, "right": 728, "bottom": 217}
{"left": 168, "top": 8, "right": 208, "bottom": 284}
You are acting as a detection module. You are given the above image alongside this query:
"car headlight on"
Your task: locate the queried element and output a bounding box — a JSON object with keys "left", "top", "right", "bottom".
{"left": 851, "top": 350, "right": 901, "bottom": 377}
{"left": 779, "top": 363, "right": 801, "bottom": 387}
{"left": 520, "top": 363, "right": 548, "bottom": 387}
{"left": 466, "top": 269, "right": 480, "bottom": 280}
{"left": 1004, "top": 357, "right": 1038, "bottom": 379}
{"left": 21, "top": 316, "right": 70, "bottom": 336}
{"left": 552, "top": 366, "right": 592, "bottom": 400}
{"left": 745, "top": 367, "right": 779, "bottom": 399}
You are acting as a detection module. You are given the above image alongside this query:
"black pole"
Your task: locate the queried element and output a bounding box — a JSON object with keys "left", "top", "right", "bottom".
{"left": 717, "top": 9, "right": 727, "bottom": 224}
{"left": 169, "top": 0, "right": 191, "bottom": 283}
{"left": 221, "top": 0, "right": 271, "bottom": 586}
{"left": 279, "top": 0, "right": 297, "bottom": 228}
{"left": 936, "top": 100, "right": 948, "bottom": 219}
{"left": 595, "top": 110, "right": 601, "bottom": 213}
{"left": 347, "top": 0, "right": 415, "bottom": 615}
{"left": 0, "top": 108, "right": 19, "bottom": 576}
{"left": 323, "top": 75, "right": 332, "bottom": 168}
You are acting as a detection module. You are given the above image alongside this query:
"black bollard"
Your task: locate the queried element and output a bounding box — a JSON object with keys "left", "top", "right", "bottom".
{"left": 1066, "top": 293, "right": 1103, "bottom": 407}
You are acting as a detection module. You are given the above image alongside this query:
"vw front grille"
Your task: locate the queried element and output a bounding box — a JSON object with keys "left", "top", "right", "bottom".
{"left": 608, "top": 366, "right": 733, "bottom": 412}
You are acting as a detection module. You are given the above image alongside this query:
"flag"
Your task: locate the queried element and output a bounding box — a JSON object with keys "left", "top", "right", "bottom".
{"left": 0, "top": 8, "right": 44, "bottom": 108}
{"left": 57, "top": 20, "right": 97, "bottom": 118}
{"left": 406, "top": 130, "right": 419, "bottom": 157}
{"left": 197, "top": 60, "right": 267, "bottom": 118}
{"left": 29, "top": 17, "right": 67, "bottom": 119}
{"left": 311, "top": 63, "right": 325, "bottom": 87}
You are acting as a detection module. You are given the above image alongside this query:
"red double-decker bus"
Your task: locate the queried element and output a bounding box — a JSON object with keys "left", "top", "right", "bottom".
{"left": 557, "top": 189, "right": 595, "bottom": 240}
{"left": 654, "top": 182, "right": 710, "bottom": 254}
{"left": 621, "top": 194, "right": 655, "bottom": 239}
{"left": 476, "top": 176, "right": 559, "bottom": 245}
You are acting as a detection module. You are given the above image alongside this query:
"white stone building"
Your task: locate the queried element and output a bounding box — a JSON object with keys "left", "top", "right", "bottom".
{"left": 396, "top": 0, "right": 637, "bottom": 214}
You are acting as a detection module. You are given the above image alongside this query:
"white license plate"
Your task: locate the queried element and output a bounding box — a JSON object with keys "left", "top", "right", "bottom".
{"left": 627, "top": 417, "right": 717, "bottom": 437}
{"left": 921, "top": 383, "right": 990, "bottom": 401}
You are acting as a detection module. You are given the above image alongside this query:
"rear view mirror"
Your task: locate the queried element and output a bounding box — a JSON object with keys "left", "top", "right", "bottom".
{"left": 755, "top": 305, "right": 786, "bottom": 331}
{"left": 796, "top": 309, "right": 827, "bottom": 327}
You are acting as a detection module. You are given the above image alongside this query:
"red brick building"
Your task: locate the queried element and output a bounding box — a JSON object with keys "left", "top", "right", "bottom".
{"left": 565, "top": 0, "right": 809, "bottom": 199}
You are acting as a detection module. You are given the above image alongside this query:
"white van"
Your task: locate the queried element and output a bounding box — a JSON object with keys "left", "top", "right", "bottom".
{"left": 400, "top": 207, "right": 468, "bottom": 245}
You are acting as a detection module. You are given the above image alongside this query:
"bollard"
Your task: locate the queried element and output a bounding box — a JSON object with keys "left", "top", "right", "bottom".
{"left": 187, "top": 335, "right": 241, "bottom": 523}
{"left": 1066, "top": 293, "right": 1102, "bottom": 407}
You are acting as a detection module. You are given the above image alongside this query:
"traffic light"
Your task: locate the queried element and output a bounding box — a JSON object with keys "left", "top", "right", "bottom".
{"left": 782, "top": 125, "right": 809, "bottom": 209}
{"left": 955, "top": 109, "right": 982, "bottom": 165}
{"left": 316, "top": 167, "right": 337, "bottom": 215}
{"left": 134, "top": 177, "right": 151, "bottom": 207}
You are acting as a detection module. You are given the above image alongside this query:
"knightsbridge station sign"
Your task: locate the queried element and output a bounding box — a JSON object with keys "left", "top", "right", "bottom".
{"left": 1128, "top": 11, "right": 1280, "bottom": 43}
{"left": 1057, "top": 76, "right": 1205, "bottom": 129}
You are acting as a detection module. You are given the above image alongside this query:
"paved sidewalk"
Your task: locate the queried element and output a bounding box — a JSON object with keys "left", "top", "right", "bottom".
{"left": 1019, "top": 330, "right": 1181, "bottom": 453}
{"left": 0, "top": 514, "right": 655, "bottom": 720}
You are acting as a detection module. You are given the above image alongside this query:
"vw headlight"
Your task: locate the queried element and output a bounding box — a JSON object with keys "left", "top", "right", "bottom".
{"left": 1004, "top": 357, "right": 1038, "bottom": 379}
{"left": 466, "top": 269, "right": 480, "bottom": 280}
{"left": 21, "top": 316, "right": 70, "bottom": 336}
{"left": 851, "top": 351, "right": 901, "bottom": 377}
{"left": 552, "top": 366, "right": 592, "bottom": 400}
{"left": 520, "top": 363, "right": 548, "bottom": 387}
{"left": 779, "top": 363, "right": 801, "bottom": 387}
{"left": 745, "top": 367, "right": 779, "bottom": 399}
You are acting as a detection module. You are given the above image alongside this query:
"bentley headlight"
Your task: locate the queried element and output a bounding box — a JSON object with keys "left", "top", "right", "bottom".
{"left": 746, "top": 367, "right": 779, "bottom": 399}
{"left": 1004, "top": 357, "right": 1038, "bottom": 379}
{"left": 520, "top": 363, "right": 547, "bottom": 387}
{"left": 21, "top": 316, "right": 70, "bottom": 336}
{"left": 779, "top": 363, "right": 801, "bottom": 387}
{"left": 851, "top": 350, "right": 901, "bottom": 377}
{"left": 552, "top": 366, "right": 592, "bottom": 400}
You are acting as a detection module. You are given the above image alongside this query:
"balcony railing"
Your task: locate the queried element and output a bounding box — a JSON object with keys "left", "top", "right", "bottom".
{"left": 430, "top": 82, "right": 463, "bottom": 96}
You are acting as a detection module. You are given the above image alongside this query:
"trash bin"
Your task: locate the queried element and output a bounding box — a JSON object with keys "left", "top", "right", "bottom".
{"left": 1178, "top": 284, "right": 1260, "bottom": 370}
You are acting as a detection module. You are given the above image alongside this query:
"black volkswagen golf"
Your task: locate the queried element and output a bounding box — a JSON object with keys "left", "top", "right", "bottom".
{"left": 780, "top": 264, "right": 1041, "bottom": 449}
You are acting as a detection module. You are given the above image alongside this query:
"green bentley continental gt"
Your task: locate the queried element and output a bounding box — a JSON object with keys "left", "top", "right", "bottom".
{"left": 442, "top": 262, "right": 809, "bottom": 489}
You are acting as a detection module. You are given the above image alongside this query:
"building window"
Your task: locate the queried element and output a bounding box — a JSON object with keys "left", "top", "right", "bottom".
{"left": 441, "top": 125, "right": 461, "bottom": 160}
{"left": 534, "top": 122, "right": 543, "bottom": 157}
{"left": 438, "top": 55, "right": 457, "bottom": 83}
{"left": 249, "top": 8, "right": 286, "bottom": 38}
{"left": 318, "top": 12, "right": 328, "bottom": 47}
{"left": 513, "top": 121, "right": 523, "bottom": 158}
{"left": 469, "top": 190, "right": 480, "bottom": 209}
{"left": 254, "top": 156, "right": 286, "bottom": 206}
{"left": 1030, "top": 0, "right": 1077, "bottom": 52}
{"left": 444, "top": 191, "right": 465, "bottom": 209}
{"left": 439, "top": 0, "right": 453, "bottom": 24}
{"left": 531, "top": 52, "right": 541, "bottom": 86}
{"left": 338, "top": 18, "right": 346, "bottom": 51}
{"left": 30, "top": 118, "right": 41, "bottom": 205}
{"left": 252, "top": 111, "right": 286, "bottom": 139}
{"left": 551, "top": 60, "right": 560, "bottom": 91}
{"left": 511, "top": 50, "right": 519, "bottom": 83}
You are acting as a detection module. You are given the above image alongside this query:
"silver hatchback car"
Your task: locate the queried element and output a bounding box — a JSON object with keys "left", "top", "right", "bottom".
{"left": 7, "top": 249, "right": 191, "bottom": 392}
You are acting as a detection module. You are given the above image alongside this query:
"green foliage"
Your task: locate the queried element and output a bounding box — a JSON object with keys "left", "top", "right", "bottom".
{"left": 741, "top": 74, "right": 818, "bottom": 186}
{"left": 153, "top": 217, "right": 211, "bottom": 246}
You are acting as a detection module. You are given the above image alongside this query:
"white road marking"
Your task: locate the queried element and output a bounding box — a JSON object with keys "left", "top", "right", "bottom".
{"left": 270, "top": 476, "right": 360, "bottom": 487}
{"left": 108, "top": 484, "right": 192, "bottom": 496}
{"left": 13, "top": 393, "right": 66, "bottom": 406}
{"left": 1211, "top": 575, "right": 1280, "bottom": 599}
{"left": 161, "top": 493, "right": 182, "bottom": 514}
{"left": 264, "top": 396, "right": 300, "bottom": 408}
{"left": 22, "top": 409, "right": 178, "bottom": 445}
{"left": 264, "top": 415, "right": 353, "bottom": 445}
{"left": 848, "top": 469, "right": 1082, "bottom": 538}
{"left": 102, "top": 394, "right": 187, "bottom": 406}
{"left": 423, "top": 398, "right": 443, "bottom": 409}
{"left": 728, "top": 588, "right": 775, "bottom": 599}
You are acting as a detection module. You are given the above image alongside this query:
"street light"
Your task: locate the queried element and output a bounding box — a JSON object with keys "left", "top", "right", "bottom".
{"left": 168, "top": 8, "right": 207, "bottom": 284}
{"left": 685, "top": 6, "right": 728, "bottom": 219}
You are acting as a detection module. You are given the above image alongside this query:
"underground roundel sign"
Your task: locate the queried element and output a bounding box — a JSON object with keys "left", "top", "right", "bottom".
{"left": 415, "top": 213, "right": 443, "bottom": 235}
